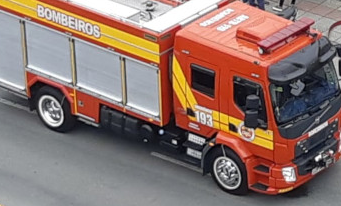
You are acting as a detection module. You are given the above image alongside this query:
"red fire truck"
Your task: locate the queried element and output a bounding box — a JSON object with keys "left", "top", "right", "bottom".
{"left": 1, "top": 0, "right": 341, "bottom": 195}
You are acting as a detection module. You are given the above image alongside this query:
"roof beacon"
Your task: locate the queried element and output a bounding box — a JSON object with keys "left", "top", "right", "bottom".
{"left": 257, "top": 17, "right": 315, "bottom": 54}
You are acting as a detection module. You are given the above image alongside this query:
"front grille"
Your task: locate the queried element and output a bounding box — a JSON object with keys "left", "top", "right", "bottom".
{"left": 295, "top": 119, "right": 338, "bottom": 158}
{"left": 294, "top": 138, "right": 338, "bottom": 175}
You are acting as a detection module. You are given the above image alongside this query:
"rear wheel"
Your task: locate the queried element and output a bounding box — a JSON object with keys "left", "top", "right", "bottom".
{"left": 210, "top": 147, "right": 248, "bottom": 195}
{"left": 35, "top": 86, "right": 76, "bottom": 132}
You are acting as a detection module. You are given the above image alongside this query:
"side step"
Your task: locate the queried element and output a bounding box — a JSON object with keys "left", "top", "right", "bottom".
{"left": 182, "top": 140, "right": 204, "bottom": 151}
{"left": 182, "top": 133, "right": 206, "bottom": 162}
{"left": 251, "top": 183, "right": 269, "bottom": 192}
{"left": 250, "top": 163, "right": 271, "bottom": 193}
{"left": 253, "top": 165, "right": 270, "bottom": 175}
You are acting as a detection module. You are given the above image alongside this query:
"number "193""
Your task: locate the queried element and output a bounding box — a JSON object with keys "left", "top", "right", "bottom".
{"left": 195, "top": 111, "right": 213, "bottom": 127}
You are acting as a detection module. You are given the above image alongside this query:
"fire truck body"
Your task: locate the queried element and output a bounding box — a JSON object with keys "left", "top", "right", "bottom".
{"left": 1, "top": 0, "right": 341, "bottom": 195}
{"left": 0, "top": 0, "right": 226, "bottom": 128}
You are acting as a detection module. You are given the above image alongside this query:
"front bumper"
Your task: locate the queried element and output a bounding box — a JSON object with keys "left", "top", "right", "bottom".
{"left": 266, "top": 143, "right": 340, "bottom": 195}
{"left": 249, "top": 139, "right": 340, "bottom": 195}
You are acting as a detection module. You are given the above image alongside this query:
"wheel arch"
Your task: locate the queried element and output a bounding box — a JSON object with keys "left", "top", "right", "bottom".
{"left": 202, "top": 131, "right": 253, "bottom": 175}
{"left": 27, "top": 77, "right": 75, "bottom": 113}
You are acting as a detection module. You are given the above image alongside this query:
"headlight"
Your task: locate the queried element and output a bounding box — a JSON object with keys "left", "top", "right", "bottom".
{"left": 282, "top": 167, "right": 297, "bottom": 183}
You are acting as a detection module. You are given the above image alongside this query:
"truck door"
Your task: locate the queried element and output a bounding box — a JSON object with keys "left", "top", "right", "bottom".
{"left": 184, "top": 56, "right": 220, "bottom": 136}
{"left": 0, "top": 12, "right": 26, "bottom": 93}
{"left": 227, "top": 71, "right": 274, "bottom": 158}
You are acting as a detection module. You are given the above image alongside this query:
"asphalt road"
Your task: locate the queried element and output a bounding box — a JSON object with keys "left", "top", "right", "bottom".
{"left": 0, "top": 90, "right": 340, "bottom": 206}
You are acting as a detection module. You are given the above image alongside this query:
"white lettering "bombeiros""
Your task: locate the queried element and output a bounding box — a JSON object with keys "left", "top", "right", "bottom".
{"left": 200, "top": 8, "right": 234, "bottom": 27}
{"left": 37, "top": 5, "right": 101, "bottom": 38}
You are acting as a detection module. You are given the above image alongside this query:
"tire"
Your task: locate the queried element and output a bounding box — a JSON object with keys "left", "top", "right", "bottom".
{"left": 210, "top": 147, "right": 248, "bottom": 195}
{"left": 35, "top": 86, "right": 76, "bottom": 132}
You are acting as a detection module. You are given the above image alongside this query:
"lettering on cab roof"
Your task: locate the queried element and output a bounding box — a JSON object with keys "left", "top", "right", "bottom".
{"left": 199, "top": 8, "right": 234, "bottom": 27}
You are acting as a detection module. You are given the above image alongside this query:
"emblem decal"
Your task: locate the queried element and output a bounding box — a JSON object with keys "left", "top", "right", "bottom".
{"left": 238, "top": 122, "right": 255, "bottom": 142}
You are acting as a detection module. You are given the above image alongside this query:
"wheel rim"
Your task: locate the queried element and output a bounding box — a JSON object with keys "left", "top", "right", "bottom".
{"left": 213, "top": 156, "right": 242, "bottom": 190}
{"left": 38, "top": 95, "right": 64, "bottom": 128}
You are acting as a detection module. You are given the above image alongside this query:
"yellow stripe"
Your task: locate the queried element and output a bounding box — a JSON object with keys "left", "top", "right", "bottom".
{"left": 229, "top": 116, "right": 274, "bottom": 140}
{"left": 172, "top": 57, "right": 198, "bottom": 110}
{"left": 172, "top": 57, "right": 186, "bottom": 94}
{"left": 229, "top": 116, "right": 242, "bottom": 127}
{"left": 213, "top": 110, "right": 220, "bottom": 130}
{"left": 212, "top": 110, "right": 219, "bottom": 121}
{"left": 220, "top": 124, "right": 229, "bottom": 133}
{"left": 189, "top": 116, "right": 196, "bottom": 121}
{"left": 173, "top": 75, "right": 186, "bottom": 110}
{"left": 173, "top": 56, "right": 197, "bottom": 111}
{"left": 186, "top": 88, "right": 197, "bottom": 111}
{"left": 0, "top": 0, "right": 160, "bottom": 63}
{"left": 172, "top": 57, "right": 187, "bottom": 110}
{"left": 213, "top": 121, "right": 220, "bottom": 130}
{"left": 228, "top": 117, "right": 274, "bottom": 150}
{"left": 253, "top": 136, "right": 273, "bottom": 150}
{"left": 220, "top": 113, "right": 229, "bottom": 124}
{"left": 255, "top": 129, "right": 274, "bottom": 141}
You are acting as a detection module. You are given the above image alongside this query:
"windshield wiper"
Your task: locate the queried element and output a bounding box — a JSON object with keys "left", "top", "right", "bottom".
{"left": 319, "top": 100, "right": 330, "bottom": 109}
{"left": 302, "top": 101, "right": 331, "bottom": 135}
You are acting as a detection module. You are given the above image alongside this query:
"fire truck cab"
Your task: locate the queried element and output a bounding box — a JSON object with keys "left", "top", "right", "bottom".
{"left": 172, "top": 2, "right": 341, "bottom": 194}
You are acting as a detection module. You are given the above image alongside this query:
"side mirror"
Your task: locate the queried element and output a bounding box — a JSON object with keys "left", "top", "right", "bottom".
{"left": 244, "top": 95, "right": 259, "bottom": 129}
{"left": 245, "top": 110, "right": 258, "bottom": 129}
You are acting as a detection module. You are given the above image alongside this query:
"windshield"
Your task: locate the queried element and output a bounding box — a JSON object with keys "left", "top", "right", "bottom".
{"left": 270, "top": 61, "right": 340, "bottom": 124}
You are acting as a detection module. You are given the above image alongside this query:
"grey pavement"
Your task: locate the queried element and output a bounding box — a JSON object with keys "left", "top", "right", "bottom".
{"left": 247, "top": 0, "right": 341, "bottom": 44}
{"left": 0, "top": 93, "right": 341, "bottom": 206}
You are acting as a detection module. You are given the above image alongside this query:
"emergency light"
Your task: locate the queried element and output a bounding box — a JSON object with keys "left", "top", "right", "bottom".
{"left": 258, "top": 17, "right": 315, "bottom": 54}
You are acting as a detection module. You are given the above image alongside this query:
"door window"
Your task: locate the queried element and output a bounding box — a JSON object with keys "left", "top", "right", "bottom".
{"left": 233, "top": 76, "right": 267, "bottom": 123}
{"left": 191, "top": 64, "right": 215, "bottom": 97}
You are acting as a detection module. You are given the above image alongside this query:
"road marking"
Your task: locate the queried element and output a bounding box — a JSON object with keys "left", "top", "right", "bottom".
{"left": 0, "top": 97, "right": 34, "bottom": 114}
{"left": 150, "top": 151, "right": 202, "bottom": 174}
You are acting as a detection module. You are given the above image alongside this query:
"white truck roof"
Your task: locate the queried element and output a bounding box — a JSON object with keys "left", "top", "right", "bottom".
{"left": 68, "top": 0, "right": 225, "bottom": 33}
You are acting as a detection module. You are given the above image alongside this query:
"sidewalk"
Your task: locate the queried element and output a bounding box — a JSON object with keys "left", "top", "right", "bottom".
{"left": 263, "top": 0, "right": 341, "bottom": 44}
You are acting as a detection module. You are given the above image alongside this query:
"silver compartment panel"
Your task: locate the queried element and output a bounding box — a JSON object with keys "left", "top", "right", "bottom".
{"left": 0, "top": 12, "right": 25, "bottom": 90}
{"left": 126, "top": 59, "right": 159, "bottom": 116}
{"left": 75, "top": 40, "right": 122, "bottom": 102}
{"left": 26, "top": 23, "right": 72, "bottom": 83}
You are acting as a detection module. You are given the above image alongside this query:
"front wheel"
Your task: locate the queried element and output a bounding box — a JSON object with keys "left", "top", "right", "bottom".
{"left": 35, "top": 86, "right": 76, "bottom": 132}
{"left": 210, "top": 147, "right": 248, "bottom": 195}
